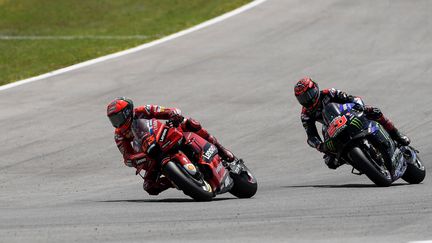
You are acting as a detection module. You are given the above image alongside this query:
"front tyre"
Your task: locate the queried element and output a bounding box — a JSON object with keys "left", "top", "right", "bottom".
{"left": 163, "top": 161, "right": 214, "bottom": 201}
{"left": 402, "top": 154, "right": 426, "bottom": 184}
{"left": 348, "top": 147, "right": 392, "bottom": 187}
{"left": 229, "top": 164, "right": 258, "bottom": 198}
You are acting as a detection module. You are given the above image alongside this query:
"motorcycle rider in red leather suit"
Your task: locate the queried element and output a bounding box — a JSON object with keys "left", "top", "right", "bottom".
{"left": 107, "top": 97, "right": 235, "bottom": 195}
{"left": 294, "top": 77, "right": 410, "bottom": 169}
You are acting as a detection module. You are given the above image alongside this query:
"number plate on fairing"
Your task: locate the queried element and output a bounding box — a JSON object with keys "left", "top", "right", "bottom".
{"left": 327, "top": 115, "right": 348, "bottom": 137}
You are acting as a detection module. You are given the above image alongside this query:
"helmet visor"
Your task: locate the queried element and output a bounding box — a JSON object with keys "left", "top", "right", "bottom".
{"left": 108, "top": 111, "right": 127, "bottom": 128}
{"left": 296, "top": 87, "right": 319, "bottom": 107}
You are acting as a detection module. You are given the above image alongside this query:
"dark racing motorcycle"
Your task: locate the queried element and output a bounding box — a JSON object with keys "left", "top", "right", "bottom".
{"left": 322, "top": 99, "right": 426, "bottom": 186}
{"left": 131, "top": 118, "right": 258, "bottom": 201}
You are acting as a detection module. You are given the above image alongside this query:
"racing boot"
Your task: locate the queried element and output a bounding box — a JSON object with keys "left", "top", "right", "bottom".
{"left": 143, "top": 173, "right": 173, "bottom": 195}
{"left": 368, "top": 107, "right": 410, "bottom": 146}
{"left": 213, "top": 141, "right": 235, "bottom": 162}
{"left": 184, "top": 118, "right": 236, "bottom": 162}
{"left": 388, "top": 129, "right": 410, "bottom": 146}
{"left": 204, "top": 134, "right": 235, "bottom": 162}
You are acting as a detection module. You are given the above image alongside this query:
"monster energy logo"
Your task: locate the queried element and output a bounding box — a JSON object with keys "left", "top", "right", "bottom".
{"left": 350, "top": 118, "right": 363, "bottom": 129}
{"left": 326, "top": 140, "right": 336, "bottom": 151}
{"left": 378, "top": 124, "right": 390, "bottom": 140}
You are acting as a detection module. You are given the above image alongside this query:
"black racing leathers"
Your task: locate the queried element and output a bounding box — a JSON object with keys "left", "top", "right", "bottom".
{"left": 301, "top": 88, "right": 355, "bottom": 149}
{"left": 300, "top": 88, "right": 405, "bottom": 153}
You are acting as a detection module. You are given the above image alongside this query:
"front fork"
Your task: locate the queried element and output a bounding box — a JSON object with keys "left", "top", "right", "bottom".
{"left": 227, "top": 159, "right": 257, "bottom": 184}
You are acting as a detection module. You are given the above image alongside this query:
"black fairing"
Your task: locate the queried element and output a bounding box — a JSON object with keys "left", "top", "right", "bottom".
{"left": 322, "top": 103, "right": 395, "bottom": 165}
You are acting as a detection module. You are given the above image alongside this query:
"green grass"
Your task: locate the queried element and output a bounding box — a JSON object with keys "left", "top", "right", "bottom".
{"left": 0, "top": 0, "right": 251, "bottom": 85}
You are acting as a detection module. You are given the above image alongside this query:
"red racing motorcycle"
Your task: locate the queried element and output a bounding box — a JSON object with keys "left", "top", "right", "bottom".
{"left": 131, "top": 118, "right": 258, "bottom": 201}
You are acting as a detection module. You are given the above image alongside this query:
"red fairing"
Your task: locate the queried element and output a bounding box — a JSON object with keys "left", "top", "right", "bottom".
{"left": 132, "top": 118, "right": 228, "bottom": 193}
{"left": 182, "top": 132, "right": 228, "bottom": 191}
{"left": 153, "top": 120, "right": 183, "bottom": 153}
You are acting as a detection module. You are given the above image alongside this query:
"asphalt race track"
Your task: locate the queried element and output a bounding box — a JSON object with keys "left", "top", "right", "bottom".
{"left": 1, "top": 0, "right": 432, "bottom": 242}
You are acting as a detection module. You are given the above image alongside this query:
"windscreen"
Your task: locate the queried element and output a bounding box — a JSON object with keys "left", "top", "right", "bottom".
{"left": 323, "top": 102, "right": 359, "bottom": 125}
{"left": 131, "top": 118, "right": 152, "bottom": 141}
{"left": 322, "top": 103, "right": 343, "bottom": 125}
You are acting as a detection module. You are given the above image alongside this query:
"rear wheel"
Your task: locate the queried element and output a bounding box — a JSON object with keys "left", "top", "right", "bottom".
{"left": 348, "top": 147, "right": 392, "bottom": 187}
{"left": 402, "top": 154, "right": 426, "bottom": 184}
{"left": 163, "top": 161, "right": 214, "bottom": 201}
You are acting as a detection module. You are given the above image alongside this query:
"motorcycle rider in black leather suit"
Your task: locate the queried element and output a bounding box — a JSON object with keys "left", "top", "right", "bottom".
{"left": 294, "top": 77, "right": 410, "bottom": 169}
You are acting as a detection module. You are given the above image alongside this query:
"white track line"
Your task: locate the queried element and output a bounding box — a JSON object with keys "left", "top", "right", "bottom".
{"left": 0, "top": 0, "right": 268, "bottom": 91}
{"left": 0, "top": 35, "right": 159, "bottom": 40}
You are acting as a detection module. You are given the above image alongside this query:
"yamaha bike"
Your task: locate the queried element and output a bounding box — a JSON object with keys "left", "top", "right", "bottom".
{"left": 322, "top": 100, "right": 425, "bottom": 186}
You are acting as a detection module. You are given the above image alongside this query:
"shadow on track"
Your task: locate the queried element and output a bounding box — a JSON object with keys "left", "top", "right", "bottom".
{"left": 97, "top": 197, "right": 235, "bottom": 203}
{"left": 282, "top": 183, "right": 407, "bottom": 188}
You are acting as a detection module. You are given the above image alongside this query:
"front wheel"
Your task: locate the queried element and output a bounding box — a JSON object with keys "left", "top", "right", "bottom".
{"left": 229, "top": 163, "right": 258, "bottom": 198}
{"left": 402, "top": 153, "right": 426, "bottom": 184}
{"left": 163, "top": 161, "right": 214, "bottom": 201}
{"left": 348, "top": 147, "right": 392, "bottom": 187}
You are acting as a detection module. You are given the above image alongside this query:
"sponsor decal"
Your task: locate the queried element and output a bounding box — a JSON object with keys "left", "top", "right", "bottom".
{"left": 350, "top": 117, "right": 363, "bottom": 130}
{"left": 184, "top": 163, "right": 197, "bottom": 175}
{"left": 144, "top": 105, "right": 151, "bottom": 113}
{"left": 156, "top": 106, "right": 165, "bottom": 113}
{"left": 224, "top": 176, "right": 231, "bottom": 186}
{"left": 203, "top": 144, "right": 217, "bottom": 162}
{"left": 378, "top": 125, "right": 391, "bottom": 140}
{"left": 215, "top": 161, "right": 224, "bottom": 174}
{"left": 162, "top": 141, "right": 172, "bottom": 149}
{"left": 159, "top": 128, "right": 168, "bottom": 142}
{"left": 325, "top": 140, "right": 335, "bottom": 151}
{"left": 233, "top": 164, "right": 241, "bottom": 174}
{"left": 152, "top": 120, "right": 157, "bottom": 131}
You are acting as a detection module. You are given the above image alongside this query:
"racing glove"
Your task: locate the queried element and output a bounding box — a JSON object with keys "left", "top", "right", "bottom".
{"left": 168, "top": 109, "right": 184, "bottom": 127}
{"left": 352, "top": 103, "right": 364, "bottom": 111}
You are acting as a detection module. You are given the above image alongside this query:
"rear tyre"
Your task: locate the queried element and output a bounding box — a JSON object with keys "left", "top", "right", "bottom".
{"left": 229, "top": 165, "right": 258, "bottom": 198}
{"left": 348, "top": 147, "right": 392, "bottom": 187}
{"left": 402, "top": 155, "right": 426, "bottom": 184}
{"left": 163, "top": 161, "right": 214, "bottom": 201}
